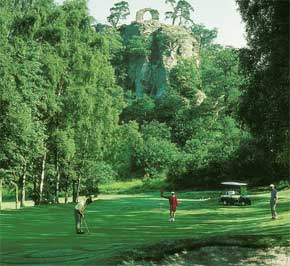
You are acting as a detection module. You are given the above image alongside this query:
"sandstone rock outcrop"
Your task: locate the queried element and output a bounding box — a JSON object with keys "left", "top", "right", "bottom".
{"left": 121, "top": 9, "right": 200, "bottom": 98}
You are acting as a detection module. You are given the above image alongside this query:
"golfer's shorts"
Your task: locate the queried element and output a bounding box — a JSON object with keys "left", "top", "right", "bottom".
{"left": 170, "top": 206, "right": 177, "bottom": 212}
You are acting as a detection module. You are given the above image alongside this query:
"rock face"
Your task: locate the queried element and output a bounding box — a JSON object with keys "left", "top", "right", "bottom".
{"left": 121, "top": 9, "right": 199, "bottom": 97}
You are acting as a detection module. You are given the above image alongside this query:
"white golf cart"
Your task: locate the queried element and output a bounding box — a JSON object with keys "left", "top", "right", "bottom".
{"left": 220, "top": 182, "right": 251, "bottom": 206}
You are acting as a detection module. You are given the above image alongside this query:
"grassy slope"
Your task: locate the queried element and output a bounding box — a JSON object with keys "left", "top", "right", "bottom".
{"left": 0, "top": 189, "right": 289, "bottom": 265}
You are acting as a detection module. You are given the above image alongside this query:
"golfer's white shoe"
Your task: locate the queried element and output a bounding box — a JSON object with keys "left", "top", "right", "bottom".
{"left": 172, "top": 218, "right": 175, "bottom": 222}
{"left": 169, "top": 218, "right": 172, "bottom": 222}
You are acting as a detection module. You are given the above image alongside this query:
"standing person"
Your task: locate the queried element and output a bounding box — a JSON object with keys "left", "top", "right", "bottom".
{"left": 74, "top": 195, "right": 94, "bottom": 234}
{"left": 160, "top": 191, "right": 178, "bottom": 222}
{"left": 269, "top": 184, "right": 278, "bottom": 219}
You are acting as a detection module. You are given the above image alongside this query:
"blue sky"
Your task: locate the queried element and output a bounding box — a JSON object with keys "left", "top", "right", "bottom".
{"left": 55, "top": 0, "right": 247, "bottom": 48}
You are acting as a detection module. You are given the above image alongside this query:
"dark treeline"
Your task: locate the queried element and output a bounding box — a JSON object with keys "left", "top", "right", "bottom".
{"left": 0, "top": 0, "right": 288, "bottom": 206}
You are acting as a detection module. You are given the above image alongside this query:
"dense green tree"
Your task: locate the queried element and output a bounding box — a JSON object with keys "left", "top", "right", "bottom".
{"left": 126, "top": 36, "right": 151, "bottom": 57}
{"left": 136, "top": 136, "right": 180, "bottom": 177}
{"left": 121, "top": 94, "right": 155, "bottom": 124}
{"left": 110, "top": 121, "right": 142, "bottom": 179}
{"left": 169, "top": 58, "right": 201, "bottom": 98}
{"left": 165, "top": 0, "right": 194, "bottom": 26}
{"left": 0, "top": 2, "right": 48, "bottom": 205}
{"left": 236, "top": 0, "right": 289, "bottom": 178}
{"left": 141, "top": 121, "right": 171, "bottom": 141}
{"left": 190, "top": 23, "right": 218, "bottom": 49}
{"left": 200, "top": 46, "right": 243, "bottom": 117}
{"left": 97, "top": 28, "right": 127, "bottom": 86}
{"left": 0, "top": 0, "right": 124, "bottom": 205}
{"left": 154, "top": 90, "right": 190, "bottom": 125}
{"left": 2, "top": 0, "right": 285, "bottom": 202}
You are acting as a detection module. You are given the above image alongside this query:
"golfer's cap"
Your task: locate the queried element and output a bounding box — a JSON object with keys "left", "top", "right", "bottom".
{"left": 269, "top": 184, "right": 275, "bottom": 188}
{"left": 171, "top": 191, "right": 175, "bottom": 194}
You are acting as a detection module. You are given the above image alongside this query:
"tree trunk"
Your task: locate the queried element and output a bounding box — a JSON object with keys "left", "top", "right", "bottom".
{"left": 20, "top": 172, "right": 26, "bottom": 207}
{"left": 72, "top": 180, "right": 77, "bottom": 203}
{"left": 0, "top": 179, "right": 3, "bottom": 210}
{"left": 11, "top": 181, "right": 19, "bottom": 209}
{"left": 64, "top": 189, "right": 68, "bottom": 204}
{"left": 55, "top": 159, "right": 60, "bottom": 204}
{"left": 15, "top": 183, "right": 19, "bottom": 209}
{"left": 172, "top": 17, "right": 176, "bottom": 25}
{"left": 39, "top": 152, "right": 47, "bottom": 203}
{"left": 64, "top": 177, "right": 69, "bottom": 203}
{"left": 76, "top": 177, "right": 81, "bottom": 203}
{"left": 33, "top": 178, "right": 38, "bottom": 205}
{"left": 55, "top": 171, "right": 60, "bottom": 204}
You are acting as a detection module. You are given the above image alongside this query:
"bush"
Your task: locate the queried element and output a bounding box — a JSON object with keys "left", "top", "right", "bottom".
{"left": 81, "top": 161, "right": 117, "bottom": 195}
{"left": 135, "top": 137, "right": 180, "bottom": 177}
{"left": 93, "top": 162, "right": 117, "bottom": 185}
{"left": 141, "top": 120, "right": 171, "bottom": 140}
{"left": 169, "top": 58, "right": 201, "bottom": 98}
{"left": 120, "top": 95, "right": 155, "bottom": 124}
{"left": 126, "top": 36, "right": 151, "bottom": 57}
{"left": 110, "top": 121, "right": 143, "bottom": 179}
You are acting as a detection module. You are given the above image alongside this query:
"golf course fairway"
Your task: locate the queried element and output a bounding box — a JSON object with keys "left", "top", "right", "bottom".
{"left": 1, "top": 189, "right": 289, "bottom": 265}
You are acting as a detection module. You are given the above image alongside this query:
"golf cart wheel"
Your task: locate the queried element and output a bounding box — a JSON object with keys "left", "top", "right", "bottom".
{"left": 223, "top": 200, "right": 227, "bottom": 205}
{"left": 241, "top": 201, "right": 245, "bottom": 206}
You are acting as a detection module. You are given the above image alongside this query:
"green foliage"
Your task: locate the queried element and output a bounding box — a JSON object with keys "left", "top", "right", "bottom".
{"left": 99, "top": 177, "right": 167, "bottom": 194}
{"left": 136, "top": 137, "right": 180, "bottom": 177}
{"left": 165, "top": 0, "right": 194, "bottom": 26}
{"left": 191, "top": 23, "right": 218, "bottom": 48}
{"left": 0, "top": 0, "right": 124, "bottom": 203}
{"left": 84, "top": 161, "right": 117, "bottom": 187}
{"left": 98, "top": 28, "right": 128, "bottom": 85}
{"left": 141, "top": 121, "right": 171, "bottom": 141}
{"left": 168, "top": 114, "right": 248, "bottom": 187}
{"left": 184, "top": 116, "right": 246, "bottom": 169}
{"left": 225, "top": 137, "right": 276, "bottom": 185}
{"left": 107, "top": 1, "right": 130, "bottom": 28}
{"left": 126, "top": 35, "right": 151, "bottom": 57}
{"left": 201, "top": 46, "right": 243, "bottom": 103}
{"left": 236, "top": 0, "right": 289, "bottom": 176}
{"left": 116, "top": 22, "right": 250, "bottom": 186}
{"left": 154, "top": 90, "right": 190, "bottom": 124}
{"left": 110, "top": 121, "right": 142, "bottom": 179}
{"left": 121, "top": 94, "right": 155, "bottom": 124}
{"left": 1, "top": 0, "right": 286, "bottom": 202}
{"left": 170, "top": 58, "right": 201, "bottom": 98}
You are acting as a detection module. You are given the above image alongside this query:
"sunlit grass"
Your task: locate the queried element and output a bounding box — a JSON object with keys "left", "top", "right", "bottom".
{"left": 0, "top": 189, "right": 289, "bottom": 265}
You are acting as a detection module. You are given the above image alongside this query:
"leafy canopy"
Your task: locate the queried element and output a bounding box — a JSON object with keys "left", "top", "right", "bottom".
{"left": 107, "top": 1, "right": 130, "bottom": 27}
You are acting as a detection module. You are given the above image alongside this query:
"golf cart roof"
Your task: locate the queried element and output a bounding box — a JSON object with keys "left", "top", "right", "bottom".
{"left": 221, "top": 182, "right": 248, "bottom": 186}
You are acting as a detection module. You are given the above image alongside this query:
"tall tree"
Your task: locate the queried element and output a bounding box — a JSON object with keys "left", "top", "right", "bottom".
{"left": 165, "top": 0, "right": 194, "bottom": 26}
{"left": 107, "top": 1, "right": 130, "bottom": 28}
{"left": 236, "top": 0, "right": 289, "bottom": 176}
{"left": 0, "top": 0, "right": 125, "bottom": 205}
{"left": 191, "top": 23, "right": 218, "bottom": 49}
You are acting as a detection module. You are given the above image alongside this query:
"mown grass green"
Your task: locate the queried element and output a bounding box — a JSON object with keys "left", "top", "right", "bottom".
{"left": 0, "top": 189, "right": 289, "bottom": 265}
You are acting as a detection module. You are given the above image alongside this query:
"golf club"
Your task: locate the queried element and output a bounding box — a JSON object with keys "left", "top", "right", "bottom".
{"left": 83, "top": 218, "right": 90, "bottom": 233}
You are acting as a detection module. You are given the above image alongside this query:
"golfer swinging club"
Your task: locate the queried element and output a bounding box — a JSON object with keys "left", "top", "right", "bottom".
{"left": 74, "top": 195, "right": 94, "bottom": 234}
{"left": 160, "top": 190, "right": 178, "bottom": 222}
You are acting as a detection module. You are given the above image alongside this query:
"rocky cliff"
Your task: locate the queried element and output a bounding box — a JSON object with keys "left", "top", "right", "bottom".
{"left": 121, "top": 9, "right": 200, "bottom": 97}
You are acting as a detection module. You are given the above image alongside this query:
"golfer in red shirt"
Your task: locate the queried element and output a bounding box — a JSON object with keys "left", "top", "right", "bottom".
{"left": 161, "top": 191, "right": 178, "bottom": 222}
